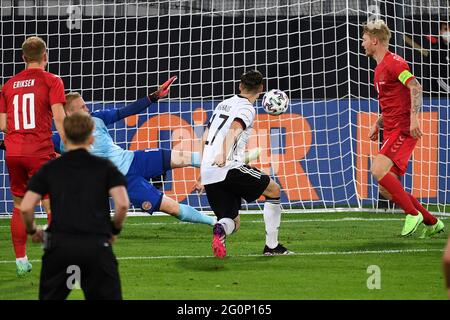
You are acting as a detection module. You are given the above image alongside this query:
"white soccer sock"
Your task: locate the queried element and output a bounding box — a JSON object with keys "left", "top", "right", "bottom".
{"left": 218, "top": 218, "right": 236, "bottom": 236}
{"left": 16, "top": 256, "right": 28, "bottom": 263}
{"left": 264, "top": 200, "right": 281, "bottom": 249}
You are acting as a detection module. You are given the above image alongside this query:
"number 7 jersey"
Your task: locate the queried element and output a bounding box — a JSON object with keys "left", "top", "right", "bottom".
{"left": 0, "top": 68, "right": 65, "bottom": 156}
{"left": 201, "top": 94, "right": 256, "bottom": 185}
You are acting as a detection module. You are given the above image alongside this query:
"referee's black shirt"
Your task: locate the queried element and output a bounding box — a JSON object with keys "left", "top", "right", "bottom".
{"left": 27, "top": 148, "right": 127, "bottom": 237}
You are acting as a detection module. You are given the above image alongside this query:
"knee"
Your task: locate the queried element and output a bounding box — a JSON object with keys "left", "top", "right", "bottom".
{"left": 371, "top": 166, "right": 386, "bottom": 181}
{"left": 159, "top": 197, "right": 179, "bottom": 216}
{"left": 265, "top": 181, "right": 281, "bottom": 199}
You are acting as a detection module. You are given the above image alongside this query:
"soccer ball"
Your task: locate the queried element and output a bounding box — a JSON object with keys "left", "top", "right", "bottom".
{"left": 262, "top": 89, "right": 289, "bottom": 116}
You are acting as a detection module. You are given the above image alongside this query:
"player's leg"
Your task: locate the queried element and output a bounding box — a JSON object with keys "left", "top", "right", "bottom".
{"left": 5, "top": 155, "right": 32, "bottom": 276}
{"left": 81, "top": 243, "right": 122, "bottom": 300}
{"left": 226, "top": 164, "right": 290, "bottom": 255}
{"left": 372, "top": 132, "right": 423, "bottom": 236}
{"left": 170, "top": 147, "right": 261, "bottom": 169}
{"left": 159, "top": 195, "right": 216, "bottom": 226}
{"left": 10, "top": 195, "right": 32, "bottom": 276}
{"left": 379, "top": 170, "right": 441, "bottom": 231}
{"left": 170, "top": 150, "right": 201, "bottom": 168}
{"left": 127, "top": 174, "right": 215, "bottom": 225}
{"left": 39, "top": 246, "right": 74, "bottom": 300}
{"left": 204, "top": 182, "right": 241, "bottom": 258}
{"left": 260, "top": 178, "right": 291, "bottom": 255}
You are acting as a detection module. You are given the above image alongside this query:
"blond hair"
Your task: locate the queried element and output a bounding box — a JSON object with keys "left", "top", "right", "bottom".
{"left": 363, "top": 19, "right": 391, "bottom": 44}
{"left": 22, "top": 36, "right": 47, "bottom": 63}
{"left": 64, "top": 92, "right": 82, "bottom": 113}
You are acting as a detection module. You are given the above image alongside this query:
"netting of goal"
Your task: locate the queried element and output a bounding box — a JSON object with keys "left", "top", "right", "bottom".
{"left": 1, "top": 0, "right": 449, "bottom": 215}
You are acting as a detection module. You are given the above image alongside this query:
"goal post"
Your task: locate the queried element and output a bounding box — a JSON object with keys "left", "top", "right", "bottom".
{"left": 0, "top": 0, "right": 449, "bottom": 215}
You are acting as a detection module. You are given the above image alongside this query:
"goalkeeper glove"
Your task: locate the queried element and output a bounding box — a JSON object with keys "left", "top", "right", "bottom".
{"left": 148, "top": 76, "right": 177, "bottom": 102}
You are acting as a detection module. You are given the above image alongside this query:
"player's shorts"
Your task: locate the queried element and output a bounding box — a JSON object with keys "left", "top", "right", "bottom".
{"left": 126, "top": 174, "right": 163, "bottom": 215}
{"left": 127, "top": 149, "right": 171, "bottom": 180}
{"left": 379, "top": 129, "right": 417, "bottom": 176}
{"left": 204, "top": 165, "right": 271, "bottom": 220}
{"left": 5, "top": 153, "right": 55, "bottom": 197}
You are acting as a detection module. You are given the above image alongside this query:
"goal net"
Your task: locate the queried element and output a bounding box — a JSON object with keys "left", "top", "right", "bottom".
{"left": 0, "top": 0, "right": 449, "bottom": 215}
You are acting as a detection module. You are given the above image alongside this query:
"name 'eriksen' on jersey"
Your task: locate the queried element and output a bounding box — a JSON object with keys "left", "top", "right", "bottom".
{"left": 13, "top": 79, "right": 35, "bottom": 89}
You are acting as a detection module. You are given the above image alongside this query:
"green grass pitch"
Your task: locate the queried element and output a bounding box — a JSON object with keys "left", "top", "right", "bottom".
{"left": 0, "top": 212, "right": 448, "bottom": 300}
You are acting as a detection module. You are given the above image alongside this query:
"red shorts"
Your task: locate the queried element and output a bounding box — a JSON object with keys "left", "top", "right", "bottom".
{"left": 379, "top": 129, "right": 417, "bottom": 176}
{"left": 5, "top": 154, "right": 55, "bottom": 197}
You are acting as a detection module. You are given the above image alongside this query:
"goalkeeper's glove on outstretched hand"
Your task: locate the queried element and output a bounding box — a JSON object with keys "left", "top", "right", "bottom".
{"left": 149, "top": 76, "right": 177, "bottom": 102}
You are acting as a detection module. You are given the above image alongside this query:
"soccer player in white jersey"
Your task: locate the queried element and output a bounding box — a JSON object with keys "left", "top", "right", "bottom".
{"left": 199, "top": 70, "right": 291, "bottom": 258}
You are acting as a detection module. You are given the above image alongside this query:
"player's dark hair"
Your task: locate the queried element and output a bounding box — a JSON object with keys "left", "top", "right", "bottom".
{"left": 22, "top": 36, "right": 47, "bottom": 63}
{"left": 240, "top": 70, "right": 263, "bottom": 92}
{"left": 64, "top": 112, "right": 94, "bottom": 145}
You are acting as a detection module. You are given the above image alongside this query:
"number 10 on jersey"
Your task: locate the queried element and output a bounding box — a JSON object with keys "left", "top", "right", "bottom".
{"left": 13, "top": 93, "right": 36, "bottom": 130}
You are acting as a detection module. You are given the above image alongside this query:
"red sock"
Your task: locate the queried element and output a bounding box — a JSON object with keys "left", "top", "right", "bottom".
{"left": 407, "top": 194, "right": 437, "bottom": 225}
{"left": 10, "top": 207, "right": 27, "bottom": 259}
{"left": 47, "top": 212, "right": 52, "bottom": 227}
{"left": 378, "top": 174, "right": 417, "bottom": 215}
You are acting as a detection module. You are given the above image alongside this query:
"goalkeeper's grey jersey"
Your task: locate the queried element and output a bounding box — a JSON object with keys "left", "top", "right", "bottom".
{"left": 201, "top": 95, "right": 255, "bottom": 185}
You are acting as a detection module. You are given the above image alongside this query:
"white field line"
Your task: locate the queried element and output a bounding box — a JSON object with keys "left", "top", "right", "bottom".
{"left": 0, "top": 248, "right": 443, "bottom": 264}
{"left": 1, "top": 216, "right": 447, "bottom": 228}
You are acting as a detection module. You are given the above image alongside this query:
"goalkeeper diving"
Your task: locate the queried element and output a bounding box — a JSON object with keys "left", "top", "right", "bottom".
{"left": 46, "top": 77, "right": 261, "bottom": 224}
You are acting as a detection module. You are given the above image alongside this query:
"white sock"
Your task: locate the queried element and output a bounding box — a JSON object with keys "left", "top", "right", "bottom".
{"left": 16, "top": 256, "right": 28, "bottom": 263}
{"left": 264, "top": 200, "right": 281, "bottom": 249}
{"left": 218, "top": 218, "right": 235, "bottom": 236}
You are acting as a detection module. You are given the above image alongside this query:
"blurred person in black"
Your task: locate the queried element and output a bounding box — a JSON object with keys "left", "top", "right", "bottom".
{"left": 20, "top": 112, "right": 129, "bottom": 300}
{"left": 444, "top": 236, "right": 450, "bottom": 299}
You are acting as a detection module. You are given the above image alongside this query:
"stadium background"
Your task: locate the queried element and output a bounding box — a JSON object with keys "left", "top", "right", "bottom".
{"left": 1, "top": 0, "right": 449, "bottom": 214}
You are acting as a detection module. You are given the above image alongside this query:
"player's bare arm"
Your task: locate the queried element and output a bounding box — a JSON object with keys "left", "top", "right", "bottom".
{"left": 51, "top": 103, "right": 66, "bottom": 141}
{"left": 20, "top": 190, "right": 45, "bottom": 243}
{"left": 109, "top": 185, "right": 129, "bottom": 243}
{"left": 0, "top": 113, "right": 6, "bottom": 133}
{"left": 212, "top": 119, "right": 244, "bottom": 167}
{"left": 444, "top": 238, "right": 450, "bottom": 299}
{"left": 407, "top": 78, "right": 423, "bottom": 139}
{"left": 368, "top": 115, "right": 383, "bottom": 141}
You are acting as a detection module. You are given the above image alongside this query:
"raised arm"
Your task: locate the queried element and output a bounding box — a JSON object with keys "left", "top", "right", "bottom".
{"left": 407, "top": 78, "right": 423, "bottom": 139}
{"left": 99, "top": 76, "right": 177, "bottom": 126}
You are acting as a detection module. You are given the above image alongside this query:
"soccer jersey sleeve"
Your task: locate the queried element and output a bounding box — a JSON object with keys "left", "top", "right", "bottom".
{"left": 235, "top": 106, "right": 255, "bottom": 130}
{"left": 390, "top": 57, "right": 415, "bottom": 86}
{"left": 92, "top": 110, "right": 119, "bottom": 126}
{"left": 49, "top": 76, "right": 66, "bottom": 106}
{"left": 27, "top": 166, "right": 49, "bottom": 197}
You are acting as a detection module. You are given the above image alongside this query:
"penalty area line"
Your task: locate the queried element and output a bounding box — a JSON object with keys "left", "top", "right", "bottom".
{"left": 0, "top": 248, "right": 443, "bottom": 264}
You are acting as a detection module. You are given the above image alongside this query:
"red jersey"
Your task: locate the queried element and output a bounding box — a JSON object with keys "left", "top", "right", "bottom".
{"left": 0, "top": 68, "right": 65, "bottom": 156}
{"left": 373, "top": 51, "right": 415, "bottom": 136}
